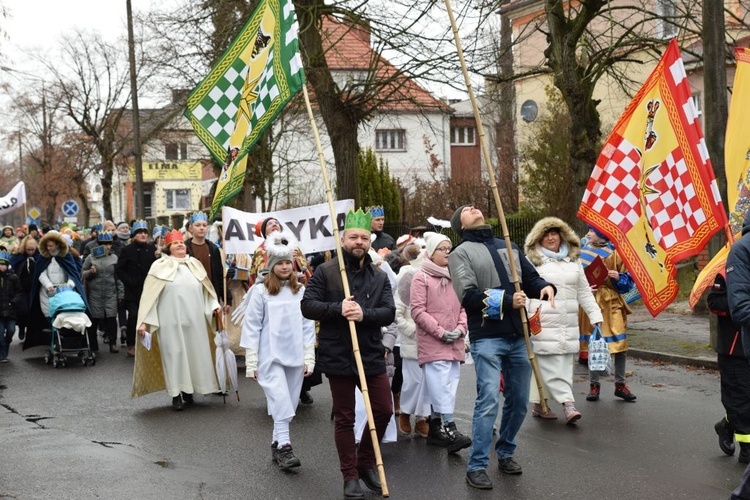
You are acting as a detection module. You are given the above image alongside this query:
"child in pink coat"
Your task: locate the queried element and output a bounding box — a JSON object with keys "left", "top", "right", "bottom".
{"left": 410, "top": 232, "right": 471, "bottom": 454}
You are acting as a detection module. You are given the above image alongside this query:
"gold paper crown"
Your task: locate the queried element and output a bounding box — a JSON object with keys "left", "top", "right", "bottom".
{"left": 344, "top": 209, "right": 372, "bottom": 232}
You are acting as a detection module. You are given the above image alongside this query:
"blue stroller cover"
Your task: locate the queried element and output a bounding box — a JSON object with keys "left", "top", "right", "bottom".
{"left": 49, "top": 288, "right": 87, "bottom": 318}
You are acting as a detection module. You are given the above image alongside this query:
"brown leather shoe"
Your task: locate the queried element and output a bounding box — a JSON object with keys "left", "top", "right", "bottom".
{"left": 414, "top": 418, "right": 429, "bottom": 437}
{"left": 398, "top": 413, "right": 412, "bottom": 434}
{"left": 126, "top": 346, "right": 136, "bottom": 357}
{"left": 531, "top": 403, "right": 557, "bottom": 420}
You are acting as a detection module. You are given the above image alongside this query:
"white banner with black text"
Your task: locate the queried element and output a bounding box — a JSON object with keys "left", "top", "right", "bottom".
{"left": 222, "top": 199, "right": 355, "bottom": 255}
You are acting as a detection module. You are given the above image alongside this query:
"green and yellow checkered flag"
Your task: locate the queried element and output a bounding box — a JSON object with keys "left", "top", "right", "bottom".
{"left": 184, "top": 0, "right": 305, "bottom": 218}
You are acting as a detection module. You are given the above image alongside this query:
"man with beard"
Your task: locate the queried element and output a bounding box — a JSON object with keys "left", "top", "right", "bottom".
{"left": 301, "top": 208, "right": 395, "bottom": 500}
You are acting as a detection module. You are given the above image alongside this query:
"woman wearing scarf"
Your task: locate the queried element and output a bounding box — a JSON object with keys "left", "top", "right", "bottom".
{"left": 24, "top": 231, "right": 88, "bottom": 350}
{"left": 523, "top": 217, "right": 602, "bottom": 424}
{"left": 410, "top": 231, "right": 471, "bottom": 453}
{"left": 11, "top": 235, "right": 38, "bottom": 342}
{"left": 131, "top": 230, "right": 221, "bottom": 411}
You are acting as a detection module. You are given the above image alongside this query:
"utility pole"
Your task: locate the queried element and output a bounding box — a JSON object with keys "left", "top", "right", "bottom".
{"left": 702, "top": 1, "right": 728, "bottom": 205}
{"left": 702, "top": 2, "right": 728, "bottom": 324}
{"left": 127, "top": 0, "right": 145, "bottom": 219}
{"left": 17, "top": 132, "right": 22, "bottom": 180}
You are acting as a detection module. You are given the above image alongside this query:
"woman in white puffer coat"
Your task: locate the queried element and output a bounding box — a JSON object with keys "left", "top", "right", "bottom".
{"left": 524, "top": 217, "right": 602, "bottom": 424}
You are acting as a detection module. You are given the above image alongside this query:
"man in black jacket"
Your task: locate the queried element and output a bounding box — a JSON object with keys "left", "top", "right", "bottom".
{"left": 115, "top": 221, "right": 156, "bottom": 356}
{"left": 301, "top": 208, "right": 395, "bottom": 500}
{"left": 367, "top": 206, "right": 396, "bottom": 254}
{"left": 711, "top": 272, "right": 750, "bottom": 463}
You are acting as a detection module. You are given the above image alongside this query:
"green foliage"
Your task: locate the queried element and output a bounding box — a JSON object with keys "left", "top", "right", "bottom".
{"left": 358, "top": 148, "right": 400, "bottom": 222}
{"left": 518, "top": 87, "right": 577, "bottom": 224}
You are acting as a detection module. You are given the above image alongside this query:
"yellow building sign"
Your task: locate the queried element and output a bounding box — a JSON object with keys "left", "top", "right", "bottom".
{"left": 128, "top": 161, "right": 202, "bottom": 181}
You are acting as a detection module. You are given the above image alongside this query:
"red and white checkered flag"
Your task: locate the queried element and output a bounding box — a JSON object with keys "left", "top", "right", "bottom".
{"left": 578, "top": 39, "right": 727, "bottom": 316}
{"left": 581, "top": 135, "right": 642, "bottom": 234}
{"left": 644, "top": 148, "right": 709, "bottom": 249}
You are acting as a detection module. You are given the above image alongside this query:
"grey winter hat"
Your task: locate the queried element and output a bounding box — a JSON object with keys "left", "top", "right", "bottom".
{"left": 451, "top": 205, "right": 468, "bottom": 237}
{"left": 264, "top": 231, "right": 297, "bottom": 273}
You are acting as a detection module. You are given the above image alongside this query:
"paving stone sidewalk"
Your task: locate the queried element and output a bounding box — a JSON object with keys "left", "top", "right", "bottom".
{"left": 626, "top": 301, "right": 717, "bottom": 369}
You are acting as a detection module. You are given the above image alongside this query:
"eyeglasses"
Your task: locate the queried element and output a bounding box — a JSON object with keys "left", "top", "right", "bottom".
{"left": 435, "top": 247, "right": 452, "bottom": 254}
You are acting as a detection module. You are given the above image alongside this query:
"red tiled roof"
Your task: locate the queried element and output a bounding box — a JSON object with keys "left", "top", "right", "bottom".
{"left": 319, "top": 15, "right": 451, "bottom": 113}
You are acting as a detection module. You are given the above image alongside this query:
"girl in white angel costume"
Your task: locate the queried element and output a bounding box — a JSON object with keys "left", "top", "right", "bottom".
{"left": 241, "top": 231, "right": 316, "bottom": 470}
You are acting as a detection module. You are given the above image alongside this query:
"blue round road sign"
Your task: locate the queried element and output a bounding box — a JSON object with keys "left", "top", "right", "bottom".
{"left": 62, "top": 200, "right": 79, "bottom": 217}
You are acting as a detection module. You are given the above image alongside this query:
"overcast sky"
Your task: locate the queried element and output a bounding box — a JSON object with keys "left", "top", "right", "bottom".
{"left": 2, "top": 0, "right": 162, "bottom": 84}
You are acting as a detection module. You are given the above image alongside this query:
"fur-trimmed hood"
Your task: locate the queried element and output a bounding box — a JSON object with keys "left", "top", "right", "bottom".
{"left": 38, "top": 231, "right": 69, "bottom": 258}
{"left": 524, "top": 217, "right": 580, "bottom": 267}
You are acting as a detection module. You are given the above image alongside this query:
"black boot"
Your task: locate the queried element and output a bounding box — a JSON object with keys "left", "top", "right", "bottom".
{"left": 715, "top": 418, "right": 735, "bottom": 456}
{"left": 171, "top": 395, "right": 183, "bottom": 411}
{"left": 740, "top": 443, "right": 750, "bottom": 464}
{"left": 444, "top": 421, "right": 472, "bottom": 453}
{"left": 426, "top": 416, "right": 450, "bottom": 447}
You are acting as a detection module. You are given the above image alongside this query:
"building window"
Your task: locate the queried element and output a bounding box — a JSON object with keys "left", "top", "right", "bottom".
{"left": 451, "top": 126, "right": 476, "bottom": 146}
{"left": 165, "top": 143, "right": 188, "bottom": 160}
{"left": 375, "top": 129, "right": 406, "bottom": 151}
{"left": 692, "top": 91, "right": 702, "bottom": 117}
{"left": 658, "top": 0, "right": 678, "bottom": 39}
{"left": 165, "top": 188, "right": 191, "bottom": 210}
{"left": 134, "top": 183, "right": 154, "bottom": 218}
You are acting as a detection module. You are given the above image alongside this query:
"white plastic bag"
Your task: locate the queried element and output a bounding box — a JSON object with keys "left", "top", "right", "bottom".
{"left": 587, "top": 326, "right": 611, "bottom": 374}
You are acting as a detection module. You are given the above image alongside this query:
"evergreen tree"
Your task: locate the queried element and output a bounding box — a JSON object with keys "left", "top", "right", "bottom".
{"left": 358, "top": 148, "right": 400, "bottom": 223}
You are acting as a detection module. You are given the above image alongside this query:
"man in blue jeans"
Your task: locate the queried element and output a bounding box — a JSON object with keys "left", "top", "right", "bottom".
{"left": 449, "top": 206, "right": 555, "bottom": 490}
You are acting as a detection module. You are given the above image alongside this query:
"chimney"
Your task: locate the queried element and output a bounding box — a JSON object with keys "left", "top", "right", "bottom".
{"left": 344, "top": 14, "right": 371, "bottom": 46}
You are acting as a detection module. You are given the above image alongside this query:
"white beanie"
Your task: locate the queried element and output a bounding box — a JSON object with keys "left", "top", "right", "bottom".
{"left": 423, "top": 231, "right": 451, "bottom": 259}
{"left": 265, "top": 231, "right": 298, "bottom": 272}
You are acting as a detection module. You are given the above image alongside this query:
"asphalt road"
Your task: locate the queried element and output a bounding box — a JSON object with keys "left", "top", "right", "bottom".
{"left": 0, "top": 341, "right": 745, "bottom": 499}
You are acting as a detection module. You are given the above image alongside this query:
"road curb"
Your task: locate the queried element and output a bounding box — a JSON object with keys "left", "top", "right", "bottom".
{"left": 629, "top": 348, "right": 718, "bottom": 370}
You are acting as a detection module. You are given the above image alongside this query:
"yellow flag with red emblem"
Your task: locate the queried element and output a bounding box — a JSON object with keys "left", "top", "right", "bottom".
{"left": 689, "top": 47, "right": 750, "bottom": 306}
{"left": 579, "top": 40, "right": 727, "bottom": 316}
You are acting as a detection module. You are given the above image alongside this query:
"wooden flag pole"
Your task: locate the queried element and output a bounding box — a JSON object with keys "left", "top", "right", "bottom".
{"left": 301, "top": 85, "right": 390, "bottom": 497}
{"left": 444, "top": 0, "right": 548, "bottom": 413}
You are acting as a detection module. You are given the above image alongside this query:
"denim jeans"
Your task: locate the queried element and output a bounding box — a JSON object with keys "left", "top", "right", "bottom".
{"left": 0, "top": 317, "right": 16, "bottom": 360}
{"left": 467, "top": 336, "right": 531, "bottom": 472}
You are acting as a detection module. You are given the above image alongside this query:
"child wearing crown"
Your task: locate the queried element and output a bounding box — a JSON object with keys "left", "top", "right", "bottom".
{"left": 240, "top": 231, "right": 316, "bottom": 470}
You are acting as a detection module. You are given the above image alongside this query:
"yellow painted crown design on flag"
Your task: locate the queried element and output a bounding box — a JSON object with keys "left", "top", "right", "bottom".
{"left": 344, "top": 209, "right": 372, "bottom": 232}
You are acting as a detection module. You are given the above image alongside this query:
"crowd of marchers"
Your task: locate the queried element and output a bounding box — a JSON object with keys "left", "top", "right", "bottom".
{"left": 11, "top": 204, "right": 750, "bottom": 499}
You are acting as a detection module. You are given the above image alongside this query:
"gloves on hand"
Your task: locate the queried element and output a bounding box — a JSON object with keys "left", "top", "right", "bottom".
{"left": 304, "top": 344, "right": 315, "bottom": 375}
{"left": 442, "top": 328, "right": 461, "bottom": 343}
{"left": 245, "top": 348, "right": 258, "bottom": 378}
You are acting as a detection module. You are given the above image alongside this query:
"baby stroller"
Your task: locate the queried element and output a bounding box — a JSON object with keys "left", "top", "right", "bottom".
{"left": 43, "top": 285, "right": 94, "bottom": 368}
